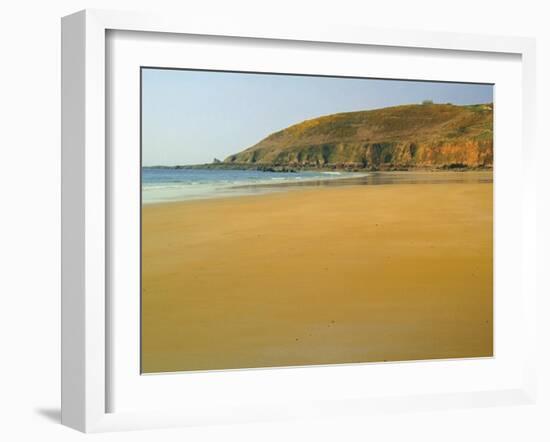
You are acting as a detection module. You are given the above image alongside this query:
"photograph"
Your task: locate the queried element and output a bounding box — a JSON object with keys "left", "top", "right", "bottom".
{"left": 140, "top": 68, "right": 494, "bottom": 374}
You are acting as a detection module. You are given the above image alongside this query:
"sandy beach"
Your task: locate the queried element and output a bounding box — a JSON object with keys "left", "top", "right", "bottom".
{"left": 141, "top": 180, "right": 493, "bottom": 373}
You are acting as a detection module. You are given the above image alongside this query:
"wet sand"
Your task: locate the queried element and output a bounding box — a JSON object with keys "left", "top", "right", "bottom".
{"left": 141, "top": 181, "right": 493, "bottom": 373}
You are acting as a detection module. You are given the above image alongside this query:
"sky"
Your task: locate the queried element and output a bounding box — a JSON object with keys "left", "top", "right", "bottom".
{"left": 142, "top": 68, "right": 493, "bottom": 166}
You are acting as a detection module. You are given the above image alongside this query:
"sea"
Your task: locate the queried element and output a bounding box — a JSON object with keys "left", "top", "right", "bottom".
{"left": 141, "top": 168, "right": 492, "bottom": 204}
{"left": 141, "top": 168, "right": 367, "bottom": 203}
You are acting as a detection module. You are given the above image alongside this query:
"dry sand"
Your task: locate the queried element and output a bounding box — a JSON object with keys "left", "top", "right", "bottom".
{"left": 141, "top": 182, "right": 493, "bottom": 373}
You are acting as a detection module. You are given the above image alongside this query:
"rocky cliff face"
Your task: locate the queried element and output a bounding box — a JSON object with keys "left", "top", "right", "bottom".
{"left": 224, "top": 103, "right": 493, "bottom": 170}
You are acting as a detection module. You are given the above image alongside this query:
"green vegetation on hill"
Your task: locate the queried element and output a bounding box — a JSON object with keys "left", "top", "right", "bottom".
{"left": 223, "top": 103, "right": 493, "bottom": 171}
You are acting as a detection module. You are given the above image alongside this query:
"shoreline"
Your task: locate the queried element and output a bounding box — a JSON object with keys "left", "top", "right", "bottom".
{"left": 142, "top": 170, "right": 493, "bottom": 205}
{"left": 141, "top": 170, "right": 369, "bottom": 205}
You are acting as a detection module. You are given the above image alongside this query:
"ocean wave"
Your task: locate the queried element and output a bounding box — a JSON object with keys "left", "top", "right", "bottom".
{"left": 142, "top": 170, "right": 369, "bottom": 203}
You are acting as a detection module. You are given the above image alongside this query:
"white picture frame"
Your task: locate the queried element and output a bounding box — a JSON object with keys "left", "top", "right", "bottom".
{"left": 61, "top": 9, "right": 538, "bottom": 433}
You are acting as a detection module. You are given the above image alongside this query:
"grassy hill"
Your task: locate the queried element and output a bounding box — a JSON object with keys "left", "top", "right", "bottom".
{"left": 223, "top": 103, "right": 493, "bottom": 170}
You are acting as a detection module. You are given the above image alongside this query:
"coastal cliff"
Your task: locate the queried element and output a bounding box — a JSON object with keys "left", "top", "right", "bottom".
{"left": 223, "top": 103, "right": 493, "bottom": 170}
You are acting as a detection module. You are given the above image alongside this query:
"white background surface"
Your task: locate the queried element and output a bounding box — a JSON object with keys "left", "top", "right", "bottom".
{"left": 0, "top": 0, "right": 548, "bottom": 441}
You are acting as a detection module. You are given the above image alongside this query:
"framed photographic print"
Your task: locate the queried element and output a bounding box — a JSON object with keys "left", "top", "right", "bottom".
{"left": 61, "top": 9, "right": 538, "bottom": 432}
{"left": 139, "top": 68, "right": 495, "bottom": 374}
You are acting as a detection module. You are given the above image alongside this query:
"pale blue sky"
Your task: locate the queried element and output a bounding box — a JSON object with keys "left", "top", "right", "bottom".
{"left": 142, "top": 69, "right": 493, "bottom": 166}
